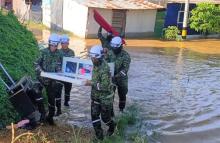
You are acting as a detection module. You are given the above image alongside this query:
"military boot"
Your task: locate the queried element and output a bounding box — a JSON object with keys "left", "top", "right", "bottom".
{"left": 107, "top": 121, "right": 116, "bottom": 136}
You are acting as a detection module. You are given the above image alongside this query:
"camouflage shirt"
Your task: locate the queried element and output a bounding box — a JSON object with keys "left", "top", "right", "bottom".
{"left": 35, "top": 48, "right": 62, "bottom": 72}
{"left": 91, "top": 60, "right": 112, "bottom": 99}
{"left": 107, "top": 49, "right": 131, "bottom": 86}
{"left": 60, "top": 48, "right": 75, "bottom": 58}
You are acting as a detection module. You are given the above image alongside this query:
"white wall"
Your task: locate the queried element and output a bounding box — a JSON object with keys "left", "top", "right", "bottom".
{"left": 86, "top": 8, "right": 112, "bottom": 38}
{"left": 125, "top": 9, "right": 157, "bottom": 33}
{"left": 42, "top": 0, "right": 51, "bottom": 28}
{"left": 63, "top": 0, "right": 88, "bottom": 38}
{"left": 13, "top": 0, "right": 30, "bottom": 20}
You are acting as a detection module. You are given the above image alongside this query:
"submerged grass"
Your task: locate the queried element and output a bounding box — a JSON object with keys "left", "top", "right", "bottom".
{"left": 101, "top": 105, "right": 148, "bottom": 143}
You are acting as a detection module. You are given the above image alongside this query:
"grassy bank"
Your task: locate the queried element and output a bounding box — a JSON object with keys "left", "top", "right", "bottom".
{"left": 0, "top": 105, "right": 149, "bottom": 143}
{"left": 0, "top": 124, "right": 91, "bottom": 143}
{"left": 0, "top": 11, "right": 39, "bottom": 128}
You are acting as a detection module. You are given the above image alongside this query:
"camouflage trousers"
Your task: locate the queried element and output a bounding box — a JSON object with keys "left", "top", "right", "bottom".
{"left": 26, "top": 81, "right": 46, "bottom": 117}
{"left": 114, "top": 80, "right": 128, "bottom": 111}
{"left": 91, "top": 95, "right": 114, "bottom": 139}
{"left": 45, "top": 80, "right": 63, "bottom": 117}
{"left": 62, "top": 82, "right": 72, "bottom": 103}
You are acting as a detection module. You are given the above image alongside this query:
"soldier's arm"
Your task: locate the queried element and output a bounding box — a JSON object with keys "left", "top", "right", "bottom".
{"left": 72, "top": 50, "right": 75, "bottom": 57}
{"left": 115, "top": 53, "right": 131, "bottom": 78}
{"left": 56, "top": 53, "right": 63, "bottom": 72}
{"left": 34, "top": 51, "right": 44, "bottom": 72}
{"left": 97, "top": 27, "right": 107, "bottom": 46}
{"left": 97, "top": 26, "right": 103, "bottom": 39}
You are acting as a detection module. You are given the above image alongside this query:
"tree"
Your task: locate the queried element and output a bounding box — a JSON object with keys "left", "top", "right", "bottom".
{"left": 190, "top": 2, "right": 220, "bottom": 35}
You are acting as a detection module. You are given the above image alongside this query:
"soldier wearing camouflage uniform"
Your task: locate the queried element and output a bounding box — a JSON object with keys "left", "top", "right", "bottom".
{"left": 85, "top": 45, "right": 116, "bottom": 140}
{"left": 35, "top": 33, "right": 63, "bottom": 125}
{"left": 60, "top": 35, "right": 75, "bottom": 108}
{"left": 109, "top": 36, "right": 131, "bottom": 112}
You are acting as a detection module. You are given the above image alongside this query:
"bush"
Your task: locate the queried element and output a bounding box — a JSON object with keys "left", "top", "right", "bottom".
{"left": 0, "top": 11, "right": 39, "bottom": 127}
{"left": 163, "top": 26, "right": 180, "bottom": 40}
{"left": 190, "top": 2, "right": 220, "bottom": 35}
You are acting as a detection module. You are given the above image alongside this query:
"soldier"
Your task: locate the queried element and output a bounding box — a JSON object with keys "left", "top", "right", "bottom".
{"left": 35, "top": 33, "right": 63, "bottom": 125}
{"left": 85, "top": 45, "right": 116, "bottom": 140}
{"left": 110, "top": 36, "right": 131, "bottom": 112}
{"left": 60, "top": 35, "right": 75, "bottom": 108}
{"left": 26, "top": 80, "right": 46, "bottom": 123}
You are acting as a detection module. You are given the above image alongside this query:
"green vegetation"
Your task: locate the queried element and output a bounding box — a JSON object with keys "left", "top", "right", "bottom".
{"left": 190, "top": 2, "right": 220, "bottom": 35}
{"left": 163, "top": 26, "right": 180, "bottom": 41}
{"left": 0, "top": 11, "right": 39, "bottom": 127}
{"left": 101, "top": 105, "right": 148, "bottom": 143}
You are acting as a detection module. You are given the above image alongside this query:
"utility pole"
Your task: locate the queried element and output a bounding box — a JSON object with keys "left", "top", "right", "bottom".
{"left": 182, "top": 0, "right": 190, "bottom": 39}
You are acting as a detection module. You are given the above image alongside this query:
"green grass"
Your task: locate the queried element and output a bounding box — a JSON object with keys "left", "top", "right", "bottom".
{"left": 0, "top": 11, "right": 39, "bottom": 127}
{"left": 100, "top": 105, "right": 148, "bottom": 143}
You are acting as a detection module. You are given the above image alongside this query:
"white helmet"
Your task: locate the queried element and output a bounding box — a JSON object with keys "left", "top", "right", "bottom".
{"left": 89, "top": 45, "right": 103, "bottom": 59}
{"left": 60, "top": 35, "right": 69, "bottom": 43}
{"left": 110, "top": 36, "right": 122, "bottom": 48}
{"left": 49, "top": 33, "right": 60, "bottom": 45}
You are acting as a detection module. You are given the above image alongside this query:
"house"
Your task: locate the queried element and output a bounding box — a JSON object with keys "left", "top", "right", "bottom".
{"left": 42, "top": 0, "right": 164, "bottom": 38}
{"left": 164, "top": 0, "right": 220, "bottom": 35}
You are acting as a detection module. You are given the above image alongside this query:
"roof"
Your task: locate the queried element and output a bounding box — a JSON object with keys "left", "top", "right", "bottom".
{"left": 73, "top": 0, "right": 164, "bottom": 10}
{"left": 168, "top": 0, "right": 220, "bottom": 4}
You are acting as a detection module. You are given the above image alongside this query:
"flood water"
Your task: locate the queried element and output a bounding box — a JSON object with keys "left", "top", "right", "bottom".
{"left": 35, "top": 30, "right": 220, "bottom": 143}
{"left": 128, "top": 47, "right": 220, "bottom": 143}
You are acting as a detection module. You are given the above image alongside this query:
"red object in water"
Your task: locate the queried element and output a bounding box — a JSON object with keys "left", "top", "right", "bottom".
{"left": 93, "top": 9, "right": 125, "bottom": 44}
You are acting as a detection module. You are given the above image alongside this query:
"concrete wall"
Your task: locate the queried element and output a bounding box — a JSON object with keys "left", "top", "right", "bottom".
{"left": 13, "top": 0, "right": 30, "bottom": 20}
{"left": 86, "top": 8, "right": 112, "bottom": 38}
{"left": 42, "top": 0, "right": 51, "bottom": 27}
{"left": 87, "top": 8, "right": 157, "bottom": 38}
{"left": 51, "top": 0, "right": 63, "bottom": 30}
{"left": 125, "top": 9, "right": 157, "bottom": 37}
{"left": 63, "top": 0, "right": 88, "bottom": 38}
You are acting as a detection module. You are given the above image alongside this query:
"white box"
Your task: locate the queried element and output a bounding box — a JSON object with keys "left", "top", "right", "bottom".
{"left": 40, "top": 72, "right": 86, "bottom": 85}
{"left": 40, "top": 57, "right": 115, "bottom": 85}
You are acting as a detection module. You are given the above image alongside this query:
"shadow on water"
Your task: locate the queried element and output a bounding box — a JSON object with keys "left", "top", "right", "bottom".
{"left": 33, "top": 29, "right": 220, "bottom": 143}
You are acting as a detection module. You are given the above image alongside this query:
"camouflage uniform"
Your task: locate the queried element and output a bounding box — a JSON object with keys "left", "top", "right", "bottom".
{"left": 35, "top": 48, "right": 63, "bottom": 119}
{"left": 107, "top": 49, "right": 131, "bottom": 111}
{"left": 26, "top": 81, "right": 46, "bottom": 122}
{"left": 60, "top": 48, "right": 75, "bottom": 106}
{"left": 91, "top": 60, "right": 115, "bottom": 140}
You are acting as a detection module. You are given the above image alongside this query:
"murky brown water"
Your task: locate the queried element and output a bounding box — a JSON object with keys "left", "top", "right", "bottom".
{"left": 128, "top": 47, "right": 220, "bottom": 143}
{"left": 35, "top": 30, "right": 220, "bottom": 143}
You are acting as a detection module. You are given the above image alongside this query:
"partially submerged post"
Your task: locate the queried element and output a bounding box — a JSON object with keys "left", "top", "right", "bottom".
{"left": 182, "top": 0, "right": 190, "bottom": 39}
